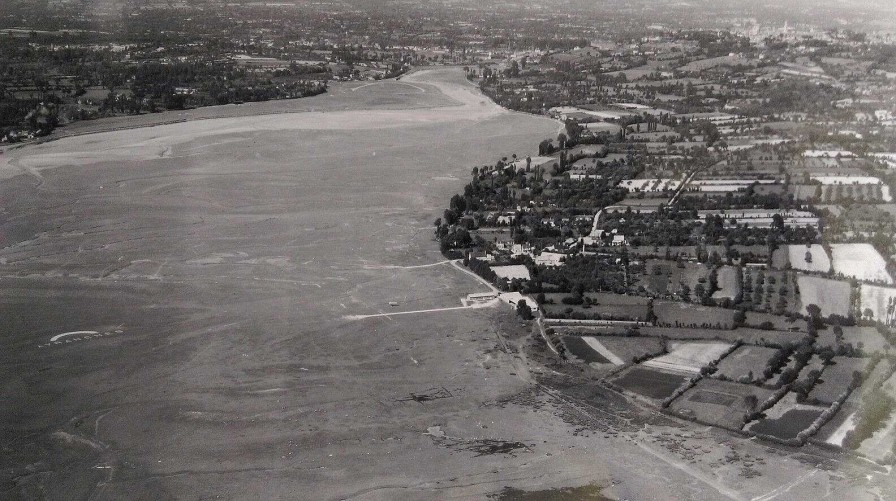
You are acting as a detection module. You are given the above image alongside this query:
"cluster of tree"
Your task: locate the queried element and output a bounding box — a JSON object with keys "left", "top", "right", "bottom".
{"left": 536, "top": 254, "right": 628, "bottom": 294}
{"left": 677, "top": 190, "right": 797, "bottom": 212}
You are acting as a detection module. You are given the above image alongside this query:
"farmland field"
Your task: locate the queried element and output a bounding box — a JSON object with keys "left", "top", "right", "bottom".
{"left": 747, "top": 392, "right": 825, "bottom": 440}
{"left": 817, "top": 183, "right": 891, "bottom": 203}
{"left": 584, "top": 335, "right": 665, "bottom": 364}
{"left": 611, "top": 366, "right": 688, "bottom": 400}
{"left": 637, "top": 326, "right": 800, "bottom": 346}
{"left": 542, "top": 293, "right": 649, "bottom": 321}
{"left": 743, "top": 312, "right": 807, "bottom": 332}
{"left": 642, "top": 340, "right": 733, "bottom": 374}
{"left": 796, "top": 275, "right": 852, "bottom": 318}
{"left": 711, "top": 265, "right": 741, "bottom": 301}
{"left": 841, "top": 325, "right": 892, "bottom": 353}
{"left": 714, "top": 345, "right": 781, "bottom": 383}
{"left": 807, "top": 357, "right": 873, "bottom": 405}
{"left": 671, "top": 379, "right": 776, "bottom": 429}
{"left": 847, "top": 364, "right": 896, "bottom": 459}
{"left": 653, "top": 300, "right": 736, "bottom": 329}
{"left": 830, "top": 243, "right": 893, "bottom": 284}
{"left": 860, "top": 284, "right": 896, "bottom": 327}
{"left": 563, "top": 336, "right": 612, "bottom": 364}
{"left": 774, "top": 244, "right": 831, "bottom": 273}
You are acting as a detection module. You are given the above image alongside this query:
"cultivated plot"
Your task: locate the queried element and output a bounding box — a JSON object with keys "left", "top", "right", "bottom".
{"left": 642, "top": 341, "right": 733, "bottom": 375}
{"left": 796, "top": 275, "right": 852, "bottom": 318}
{"left": 830, "top": 243, "right": 892, "bottom": 284}
{"left": 611, "top": 366, "right": 688, "bottom": 401}
{"left": 671, "top": 378, "right": 776, "bottom": 430}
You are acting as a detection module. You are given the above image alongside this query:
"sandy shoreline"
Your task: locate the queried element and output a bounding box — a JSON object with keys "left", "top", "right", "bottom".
{"left": 0, "top": 67, "right": 557, "bottom": 181}
{"left": 1, "top": 66, "right": 482, "bottom": 144}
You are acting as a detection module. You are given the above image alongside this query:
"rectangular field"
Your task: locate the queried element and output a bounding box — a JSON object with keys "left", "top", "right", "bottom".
{"left": 611, "top": 366, "right": 688, "bottom": 401}
{"left": 796, "top": 275, "right": 852, "bottom": 318}
{"left": 841, "top": 326, "right": 891, "bottom": 354}
{"left": 714, "top": 345, "right": 781, "bottom": 384}
{"left": 637, "top": 326, "right": 800, "bottom": 347}
{"left": 746, "top": 392, "right": 825, "bottom": 440}
{"left": 859, "top": 284, "right": 896, "bottom": 327}
{"left": 807, "top": 357, "right": 873, "bottom": 405}
{"left": 743, "top": 312, "right": 807, "bottom": 332}
{"left": 542, "top": 293, "right": 650, "bottom": 321}
{"left": 671, "top": 379, "right": 777, "bottom": 429}
{"left": 641, "top": 260, "right": 709, "bottom": 300}
{"left": 856, "top": 412, "right": 896, "bottom": 462}
{"left": 642, "top": 341, "right": 733, "bottom": 375}
{"left": 743, "top": 268, "right": 800, "bottom": 315}
{"left": 653, "top": 300, "right": 736, "bottom": 329}
{"left": 786, "top": 244, "right": 831, "bottom": 273}
{"left": 816, "top": 390, "right": 863, "bottom": 446}
{"left": 830, "top": 243, "right": 893, "bottom": 284}
{"left": 711, "top": 265, "right": 741, "bottom": 301}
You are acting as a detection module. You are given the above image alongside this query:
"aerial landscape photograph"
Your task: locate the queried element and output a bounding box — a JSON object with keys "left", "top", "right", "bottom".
{"left": 2, "top": 0, "right": 896, "bottom": 499}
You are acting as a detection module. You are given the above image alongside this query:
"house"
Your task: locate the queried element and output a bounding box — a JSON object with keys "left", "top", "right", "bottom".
{"left": 491, "top": 265, "right": 531, "bottom": 281}
{"left": 510, "top": 243, "right": 533, "bottom": 257}
{"left": 612, "top": 234, "right": 627, "bottom": 246}
{"left": 535, "top": 252, "right": 565, "bottom": 267}
{"left": 496, "top": 213, "right": 516, "bottom": 225}
{"left": 569, "top": 171, "right": 602, "bottom": 180}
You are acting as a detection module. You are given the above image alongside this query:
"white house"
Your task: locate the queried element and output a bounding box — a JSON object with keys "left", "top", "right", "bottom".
{"left": 492, "top": 265, "right": 531, "bottom": 281}
{"left": 535, "top": 252, "right": 565, "bottom": 267}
